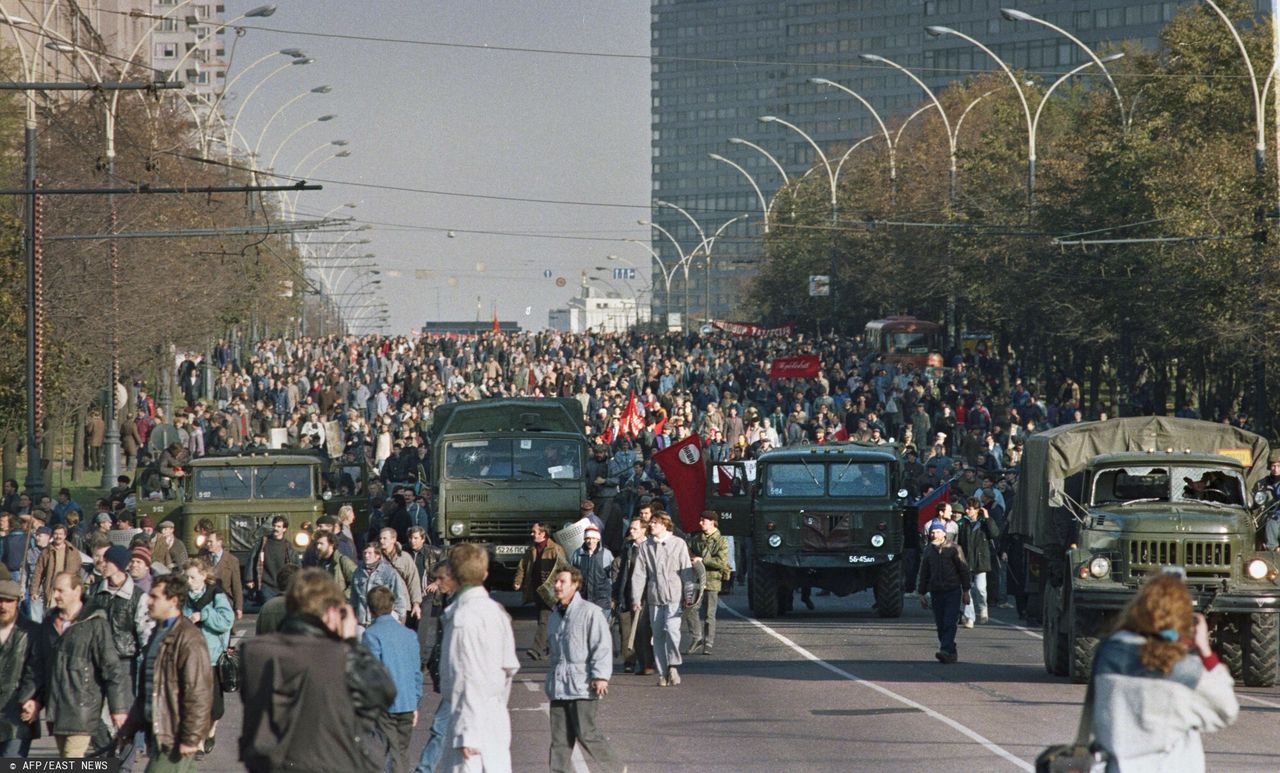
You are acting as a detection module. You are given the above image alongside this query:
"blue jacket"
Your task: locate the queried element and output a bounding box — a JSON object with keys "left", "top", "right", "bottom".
{"left": 183, "top": 585, "right": 234, "bottom": 662}
{"left": 570, "top": 546, "right": 614, "bottom": 611}
{"left": 362, "top": 614, "right": 422, "bottom": 714}
{"left": 545, "top": 594, "right": 612, "bottom": 701}
{"left": 350, "top": 559, "right": 408, "bottom": 626}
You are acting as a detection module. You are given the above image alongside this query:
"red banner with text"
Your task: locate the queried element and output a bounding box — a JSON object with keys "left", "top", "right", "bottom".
{"left": 768, "top": 354, "right": 821, "bottom": 380}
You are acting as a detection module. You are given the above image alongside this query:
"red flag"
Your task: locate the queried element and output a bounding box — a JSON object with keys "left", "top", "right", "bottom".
{"left": 768, "top": 354, "right": 820, "bottom": 379}
{"left": 831, "top": 424, "right": 849, "bottom": 441}
{"left": 492, "top": 311, "right": 501, "bottom": 333}
{"left": 619, "top": 391, "right": 644, "bottom": 439}
{"left": 914, "top": 483, "right": 951, "bottom": 534}
{"left": 654, "top": 433, "right": 708, "bottom": 534}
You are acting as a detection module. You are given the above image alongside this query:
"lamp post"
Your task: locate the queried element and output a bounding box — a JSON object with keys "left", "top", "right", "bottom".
{"left": 690, "top": 214, "right": 748, "bottom": 323}
{"left": 859, "top": 54, "right": 957, "bottom": 203}
{"left": 807, "top": 77, "right": 898, "bottom": 199}
{"left": 251, "top": 84, "right": 331, "bottom": 161}
{"left": 624, "top": 239, "right": 683, "bottom": 332}
{"left": 221, "top": 51, "right": 314, "bottom": 163}
{"left": 639, "top": 219, "right": 693, "bottom": 331}
{"left": 266, "top": 114, "right": 337, "bottom": 173}
{"left": 708, "top": 153, "right": 770, "bottom": 232}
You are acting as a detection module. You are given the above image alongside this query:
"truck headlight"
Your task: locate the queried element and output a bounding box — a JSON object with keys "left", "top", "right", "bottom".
{"left": 767, "top": 533, "right": 782, "bottom": 548}
{"left": 1088, "top": 556, "right": 1111, "bottom": 579}
{"left": 293, "top": 531, "right": 311, "bottom": 549}
{"left": 1246, "top": 558, "right": 1271, "bottom": 580}
{"left": 450, "top": 521, "right": 465, "bottom": 537}
{"left": 870, "top": 533, "right": 885, "bottom": 548}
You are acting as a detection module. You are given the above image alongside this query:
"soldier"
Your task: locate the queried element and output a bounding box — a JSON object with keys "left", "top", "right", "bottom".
{"left": 684, "top": 511, "right": 730, "bottom": 656}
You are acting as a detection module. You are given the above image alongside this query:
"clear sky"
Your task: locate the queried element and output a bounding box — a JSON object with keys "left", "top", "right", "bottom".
{"left": 223, "top": 1, "right": 652, "bottom": 333}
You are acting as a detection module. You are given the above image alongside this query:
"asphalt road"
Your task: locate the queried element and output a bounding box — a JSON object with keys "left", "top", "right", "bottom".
{"left": 21, "top": 588, "right": 1280, "bottom": 772}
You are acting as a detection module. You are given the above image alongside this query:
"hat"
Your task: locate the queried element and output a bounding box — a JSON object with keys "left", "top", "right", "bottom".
{"left": 0, "top": 579, "right": 21, "bottom": 600}
{"left": 131, "top": 545, "right": 152, "bottom": 567}
{"left": 584, "top": 526, "right": 601, "bottom": 539}
{"left": 104, "top": 544, "right": 130, "bottom": 573}
{"left": 158, "top": 520, "right": 175, "bottom": 531}
{"left": 927, "top": 519, "right": 949, "bottom": 534}
{"left": 30, "top": 509, "right": 47, "bottom": 522}
{"left": 34, "top": 526, "right": 51, "bottom": 537}
{"left": 639, "top": 495, "right": 654, "bottom": 505}
{"left": 140, "top": 516, "right": 155, "bottom": 530}
{"left": 95, "top": 512, "right": 113, "bottom": 526}
{"left": 579, "top": 501, "right": 595, "bottom": 512}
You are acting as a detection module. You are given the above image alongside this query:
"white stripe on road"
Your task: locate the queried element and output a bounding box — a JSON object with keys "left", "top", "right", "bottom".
{"left": 720, "top": 603, "right": 1034, "bottom": 772}
{"left": 1239, "top": 694, "right": 1280, "bottom": 709}
{"left": 988, "top": 616, "right": 1044, "bottom": 639}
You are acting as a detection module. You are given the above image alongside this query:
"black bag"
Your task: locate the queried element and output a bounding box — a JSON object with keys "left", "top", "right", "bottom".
{"left": 1035, "top": 681, "right": 1107, "bottom": 773}
{"left": 217, "top": 645, "right": 241, "bottom": 693}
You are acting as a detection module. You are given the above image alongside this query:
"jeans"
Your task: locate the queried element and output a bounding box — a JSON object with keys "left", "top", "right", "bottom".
{"left": 648, "top": 602, "right": 683, "bottom": 673}
{"left": 931, "top": 586, "right": 963, "bottom": 656}
{"left": 414, "top": 698, "right": 450, "bottom": 773}
{"left": 963, "top": 572, "right": 988, "bottom": 621}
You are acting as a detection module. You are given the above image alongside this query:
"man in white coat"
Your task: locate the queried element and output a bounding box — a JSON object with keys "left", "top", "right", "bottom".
{"left": 440, "top": 543, "right": 520, "bottom": 773}
{"left": 630, "top": 511, "right": 693, "bottom": 687}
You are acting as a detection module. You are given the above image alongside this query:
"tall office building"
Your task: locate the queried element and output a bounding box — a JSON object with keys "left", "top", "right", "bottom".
{"left": 649, "top": 0, "right": 1270, "bottom": 327}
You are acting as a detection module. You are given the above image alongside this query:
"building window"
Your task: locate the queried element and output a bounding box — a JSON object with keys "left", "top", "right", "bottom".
{"left": 154, "top": 43, "right": 177, "bottom": 59}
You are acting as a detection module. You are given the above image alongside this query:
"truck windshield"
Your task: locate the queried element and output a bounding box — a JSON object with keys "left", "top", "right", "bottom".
{"left": 1091, "top": 466, "right": 1245, "bottom": 506}
{"left": 193, "top": 467, "right": 252, "bottom": 500}
{"left": 445, "top": 438, "right": 582, "bottom": 481}
{"left": 829, "top": 463, "right": 889, "bottom": 497}
{"left": 253, "top": 466, "right": 313, "bottom": 499}
{"left": 765, "top": 463, "right": 826, "bottom": 497}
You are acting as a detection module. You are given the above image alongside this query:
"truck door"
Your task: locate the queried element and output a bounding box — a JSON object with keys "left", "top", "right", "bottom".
{"left": 707, "top": 460, "right": 755, "bottom": 537}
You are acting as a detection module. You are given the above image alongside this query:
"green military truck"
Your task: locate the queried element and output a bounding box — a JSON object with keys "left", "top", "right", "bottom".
{"left": 1012, "top": 417, "right": 1280, "bottom": 685}
{"left": 135, "top": 451, "right": 340, "bottom": 577}
{"left": 430, "top": 398, "right": 589, "bottom": 584}
{"left": 710, "top": 443, "right": 911, "bottom": 619}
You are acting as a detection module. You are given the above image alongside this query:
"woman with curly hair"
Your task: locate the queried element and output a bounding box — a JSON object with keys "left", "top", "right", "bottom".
{"left": 1092, "top": 574, "right": 1238, "bottom": 772}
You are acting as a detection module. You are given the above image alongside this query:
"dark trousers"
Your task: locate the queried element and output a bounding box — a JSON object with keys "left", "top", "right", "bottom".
{"left": 619, "top": 606, "right": 653, "bottom": 669}
{"left": 383, "top": 711, "right": 415, "bottom": 773}
{"left": 549, "top": 699, "right": 622, "bottom": 773}
{"left": 144, "top": 739, "right": 196, "bottom": 773}
{"left": 931, "top": 586, "right": 963, "bottom": 656}
{"left": 531, "top": 606, "right": 551, "bottom": 656}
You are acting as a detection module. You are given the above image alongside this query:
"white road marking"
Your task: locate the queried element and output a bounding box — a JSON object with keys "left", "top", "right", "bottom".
{"left": 1239, "top": 693, "right": 1280, "bottom": 709}
{"left": 721, "top": 603, "right": 1034, "bottom": 772}
{"left": 524, "top": 680, "right": 541, "bottom": 692}
{"left": 988, "top": 616, "right": 1044, "bottom": 639}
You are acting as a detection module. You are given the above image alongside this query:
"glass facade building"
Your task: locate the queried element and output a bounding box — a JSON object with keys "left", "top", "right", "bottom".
{"left": 649, "top": 0, "right": 1270, "bottom": 325}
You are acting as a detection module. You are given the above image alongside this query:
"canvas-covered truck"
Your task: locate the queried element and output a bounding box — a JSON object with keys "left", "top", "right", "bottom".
{"left": 709, "top": 443, "right": 911, "bottom": 619}
{"left": 430, "top": 398, "right": 589, "bottom": 584}
{"left": 1012, "top": 416, "right": 1280, "bottom": 685}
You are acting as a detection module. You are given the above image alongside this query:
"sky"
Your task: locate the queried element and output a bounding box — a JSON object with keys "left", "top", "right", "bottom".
{"left": 222, "top": 1, "right": 652, "bottom": 333}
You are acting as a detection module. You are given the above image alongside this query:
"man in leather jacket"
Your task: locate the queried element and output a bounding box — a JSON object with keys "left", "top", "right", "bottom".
{"left": 239, "top": 568, "right": 395, "bottom": 773}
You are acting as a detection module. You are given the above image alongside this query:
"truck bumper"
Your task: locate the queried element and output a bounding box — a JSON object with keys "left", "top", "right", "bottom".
{"left": 760, "top": 553, "right": 895, "bottom": 569}
{"left": 1073, "top": 585, "right": 1280, "bottom": 614}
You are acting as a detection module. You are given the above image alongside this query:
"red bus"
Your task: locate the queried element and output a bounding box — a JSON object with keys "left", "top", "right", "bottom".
{"left": 863, "top": 316, "right": 944, "bottom": 369}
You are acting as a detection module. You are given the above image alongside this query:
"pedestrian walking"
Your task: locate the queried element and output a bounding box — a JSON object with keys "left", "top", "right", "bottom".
{"left": 351, "top": 542, "right": 409, "bottom": 630}
{"left": 513, "top": 522, "right": 565, "bottom": 660}
{"left": 613, "top": 517, "right": 654, "bottom": 675}
{"left": 917, "top": 519, "right": 971, "bottom": 664}
{"left": 1091, "top": 574, "right": 1238, "bottom": 772}
{"left": 250, "top": 516, "right": 294, "bottom": 603}
{"left": 239, "top": 568, "right": 396, "bottom": 773}
{"left": 362, "top": 585, "right": 423, "bottom": 773}
{"left": 685, "top": 510, "right": 730, "bottom": 655}
{"left": 569, "top": 526, "right": 613, "bottom": 612}
{"left": 198, "top": 530, "right": 242, "bottom": 620}
{"left": 545, "top": 567, "right": 623, "bottom": 773}
{"left": 181, "top": 558, "right": 234, "bottom": 756}
{"left": 116, "top": 573, "right": 213, "bottom": 772}
{"left": 956, "top": 497, "right": 1000, "bottom": 628}
{"left": 254, "top": 564, "right": 300, "bottom": 636}
{"left": 413, "top": 561, "right": 457, "bottom": 773}
{"left": 439, "top": 543, "right": 519, "bottom": 773}
{"left": 629, "top": 512, "right": 692, "bottom": 687}
{"left": 0, "top": 577, "right": 41, "bottom": 758}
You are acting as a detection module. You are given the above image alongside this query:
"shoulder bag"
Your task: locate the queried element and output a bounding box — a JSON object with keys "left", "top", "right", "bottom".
{"left": 1035, "top": 680, "right": 1108, "bottom": 773}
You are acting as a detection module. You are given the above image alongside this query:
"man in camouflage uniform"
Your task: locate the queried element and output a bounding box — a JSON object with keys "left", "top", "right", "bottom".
{"left": 684, "top": 510, "right": 731, "bottom": 656}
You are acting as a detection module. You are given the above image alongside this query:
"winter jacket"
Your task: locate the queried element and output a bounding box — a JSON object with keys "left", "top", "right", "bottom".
{"left": 570, "top": 546, "right": 614, "bottom": 611}
{"left": 84, "top": 576, "right": 153, "bottom": 660}
{"left": 629, "top": 534, "right": 693, "bottom": 608}
{"left": 545, "top": 593, "right": 612, "bottom": 701}
{"left": 34, "top": 607, "right": 131, "bottom": 735}
{"left": 687, "top": 528, "right": 731, "bottom": 592}
{"left": 184, "top": 584, "right": 235, "bottom": 663}
{"left": 1092, "top": 630, "right": 1238, "bottom": 773}
{"left": 362, "top": 614, "right": 422, "bottom": 715}
{"left": 240, "top": 614, "right": 395, "bottom": 773}
{"left": 0, "top": 617, "right": 42, "bottom": 741}
{"left": 120, "top": 616, "right": 213, "bottom": 754}
{"left": 350, "top": 559, "right": 408, "bottom": 626}
{"left": 956, "top": 515, "right": 1001, "bottom": 575}
{"left": 917, "top": 541, "right": 972, "bottom": 595}
{"left": 515, "top": 539, "right": 567, "bottom": 609}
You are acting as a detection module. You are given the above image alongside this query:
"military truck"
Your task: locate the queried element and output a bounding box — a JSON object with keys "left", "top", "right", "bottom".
{"left": 1012, "top": 417, "right": 1280, "bottom": 685}
{"left": 135, "top": 450, "right": 332, "bottom": 578}
{"left": 430, "top": 398, "right": 589, "bottom": 584}
{"left": 709, "top": 443, "right": 910, "bottom": 618}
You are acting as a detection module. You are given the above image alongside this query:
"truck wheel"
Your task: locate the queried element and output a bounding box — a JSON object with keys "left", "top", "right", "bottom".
{"left": 874, "top": 560, "right": 904, "bottom": 618}
{"left": 1042, "top": 585, "right": 1068, "bottom": 677}
{"left": 1243, "top": 612, "right": 1279, "bottom": 688}
{"left": 749, "top": 558, "right": 780, "bottom": 619}
{"left": 1215, "top": 618, "right": 1244, "bottom": 681}
{"left": 1069, "top": 610, "right": 1099, "bottom": 684}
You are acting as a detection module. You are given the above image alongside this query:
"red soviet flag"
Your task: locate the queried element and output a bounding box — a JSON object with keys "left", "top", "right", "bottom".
{"left": 619, "top": 391, "right": 644, "bottom": 439}
{"left": 654, "top": 433, "right": 707, "bottom": 534}
{"left": 768, "top": 354, "right": 820, "bottom": 379}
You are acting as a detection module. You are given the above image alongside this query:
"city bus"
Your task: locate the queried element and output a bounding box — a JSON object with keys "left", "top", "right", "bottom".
{"left": 863, "top": 315, "right": 944, "bottom": 369}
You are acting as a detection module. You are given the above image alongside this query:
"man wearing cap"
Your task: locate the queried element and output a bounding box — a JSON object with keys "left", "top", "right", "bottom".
{"left": 31, "top": 524, "right": 75, "bottom": 624}
{"left": 917, "top": 519, "right": 972, "bottom": 664}
{"left": 579, "top": 501, "right": 603, "bottom": 532}
{"left": 570, "top": 527, "right": 613, "bottom": 612}
{"left": 685, "top": 511, "right": 730, "bottom": 656}
{"left": 85, "top": 545, "right": 154, "bottom": 746}
{"left": 0, "top": 576, "right": 41, "bottom": 757}
{"left": 150, "top": 521, "right": 189, "bottom": 573}
{"left": 126, "top": 546, "right": 157, "bottom": 595}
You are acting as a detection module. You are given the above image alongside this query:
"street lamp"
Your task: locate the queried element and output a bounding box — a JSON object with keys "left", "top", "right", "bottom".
{"left": 624, "top": 238, "right": 683, "bottom": 331}
{"left": 267, "top": 114, "right": 337, "bottom": 172}
{"left": 859, "top": 53, "right": 957, "bottom": 203}
{"left": 639, "top": 219, "right": 693, "bottom": 331}
{"left": 251, "top": 84, "right": 332, "bottom": 161}
{"left": 807, "top": 77, "right": 897, "bottom": 197}
{"left": 708, "top": 153, "right": 771, "bottom": 232}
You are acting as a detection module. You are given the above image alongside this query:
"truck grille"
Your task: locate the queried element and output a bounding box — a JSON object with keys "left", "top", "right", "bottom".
{"left": 465, "top": 518, "right": 544, "bottom": 541}
{"left": 1126, "top": 539, "right": 1232, "bottom": 579}
{"left": 1185, "top": 541, "right": 1231, "bottom": 568}
{"left": 227, "top": 514, "right": 272, "bottom": 552}
{"left": 1128, "top": 539, "right": 1178, "bottom": 566}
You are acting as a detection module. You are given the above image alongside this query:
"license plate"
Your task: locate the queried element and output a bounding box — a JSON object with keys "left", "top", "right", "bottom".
{"left": 494, "top": 545, "right": 526, "bottom": 555}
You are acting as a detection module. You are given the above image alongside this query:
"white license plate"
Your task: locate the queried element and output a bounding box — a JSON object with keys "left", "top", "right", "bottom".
{"left": 493, "top": 545, "right": 526, "bottom": 555}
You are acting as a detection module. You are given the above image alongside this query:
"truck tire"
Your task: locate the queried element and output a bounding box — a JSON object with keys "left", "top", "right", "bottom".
{"left": 1069, "top": 610, "right": 1100, "bottom": 684}
{"left": 1243, "top": 612, "right": 1279, "bottom": 688}
{"left": 749, "top": 558, "right": 780, "bottom": 619}
{"left": 1042, "top": 585, "right": 1068, "bottom": 677}
{"left": 873, "top": 560, "right": 904, "bottom": 618}
{"left": 1215, "top": 618, "right": 1244, "bottom": 681}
